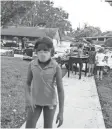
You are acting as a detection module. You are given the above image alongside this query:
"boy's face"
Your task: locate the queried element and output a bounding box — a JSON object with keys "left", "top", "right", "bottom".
{"left": 36, "top": 44, "right": 51, "bottom": 62}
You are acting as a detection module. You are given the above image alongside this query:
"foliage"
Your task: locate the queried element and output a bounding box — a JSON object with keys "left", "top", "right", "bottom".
{"left": 110, "top": 2, "right": 112, "bottom": 6}
{"left": 1, "top": 1, "right": 72, "bottom": 34}
{"left": 1, "top": 1, "right": 34, "bottom": 26}
{"left": 101, "top": 31, "right": 112, "bottom": 36}
{"left": 73, "top": 25, "right": 102, "bottom": 40}
{"left": 107, "top": 1, "right": 112, "bottom": 6}
{"left": 105, "top": 38, "right": 112, "bottom": 47}
{"left": 72, "top": 25, "right": 112, "bottom": 43}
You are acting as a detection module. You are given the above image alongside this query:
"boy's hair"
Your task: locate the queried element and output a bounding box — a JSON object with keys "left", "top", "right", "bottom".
{"left": 78, "top": 44, "right": 83, "bottom": 48}
{"left": 34, "top": 36, "right": 55, "bottom": 57}
{"left": 34, "top": 36, "right": 53, "bottom": 50}
{"left": 91, "top": 47, "right": 95, "bottom": 51}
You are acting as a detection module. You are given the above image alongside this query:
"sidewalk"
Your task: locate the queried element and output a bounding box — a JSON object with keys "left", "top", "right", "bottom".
{"left": 20, "top": 72, "right": 105, "bottom": 128}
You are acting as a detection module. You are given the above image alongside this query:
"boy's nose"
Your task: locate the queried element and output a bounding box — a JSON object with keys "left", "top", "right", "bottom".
{"left": 40, "top": 51, "right": 45, "bottom": 54}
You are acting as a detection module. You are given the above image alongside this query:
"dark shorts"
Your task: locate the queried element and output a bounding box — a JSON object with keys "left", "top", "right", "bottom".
{"left": 96, "top": 66, "right": 104, "bottom": 71}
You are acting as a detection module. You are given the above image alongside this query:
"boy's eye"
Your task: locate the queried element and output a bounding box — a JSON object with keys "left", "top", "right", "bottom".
{"left": 38, "top": 49, "right": 47, "bottom": 51}
{"left": 43, "top": 49, "right": 48, "bottom": 51}
{"left": 37, "top": 49, "right": 50, "bottom": 53}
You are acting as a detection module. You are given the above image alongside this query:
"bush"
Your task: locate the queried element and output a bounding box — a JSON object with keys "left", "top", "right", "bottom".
{"left": 105, "top": 38, "right": 112, "bottom": 47}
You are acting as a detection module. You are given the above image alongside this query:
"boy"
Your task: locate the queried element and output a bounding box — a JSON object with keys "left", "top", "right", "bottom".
{"left": 25, "top": 37, "right": 64, "bottom": 128}
{"left": 88, "top": 46, "right": 96, "bottom": 77}
{"left": 95, "top": 48, "right": 107, "bottom": 80}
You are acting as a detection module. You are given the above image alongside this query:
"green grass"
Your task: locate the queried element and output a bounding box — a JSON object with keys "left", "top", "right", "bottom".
{"left": 1, "top": 57, "right": 29, "bottom": 128}
{"left": 95, "top": 70, "right": 112, "bottom": 128}
{"left": 1, "top": 56, "right": 67, "bottom": 128}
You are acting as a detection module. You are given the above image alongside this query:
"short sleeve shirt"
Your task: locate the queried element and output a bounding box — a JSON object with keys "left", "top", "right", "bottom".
{"left": 96, "top": 53, "right": 107, "bottom": 66}
{"left": 88, "top": 51, "right": 96, "bottom": 64}
{"left": 29, "top": 58, "right": 59, "bottom": 106}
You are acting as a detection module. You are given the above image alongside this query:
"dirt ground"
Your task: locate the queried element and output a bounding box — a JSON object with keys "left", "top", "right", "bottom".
{"left": 95, "top": 70, "right": 112, "bottom": 128}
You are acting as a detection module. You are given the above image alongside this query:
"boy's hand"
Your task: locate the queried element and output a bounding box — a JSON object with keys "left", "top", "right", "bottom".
{"left": 56, "top": 112, "right": 63, "bottom": 128}
{"left": 25, "top": 94, "right": 36, "bottom": 112}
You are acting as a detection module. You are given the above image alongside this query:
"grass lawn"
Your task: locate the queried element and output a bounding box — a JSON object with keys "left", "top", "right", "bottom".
{"left": 95, "top": 70, "right": 112, "bottom": 128}
{"left": 1, "top": 56, "right": 67, "bottom": 128}
{"left": 3, "top": 56, "right": 112, "bottom": 128}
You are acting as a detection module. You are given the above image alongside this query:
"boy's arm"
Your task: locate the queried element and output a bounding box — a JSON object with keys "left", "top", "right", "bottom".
{"left": 25, "top": 63, "right": 33, "bottom": 97}
{"left": 56, "top": 65, "right": 64, "bottom": 114}
{"left": 95, "top": 54, "right": 98, "bottom": 64}
{"left": 95, "top": 54, "right": 98, "bottom": 60}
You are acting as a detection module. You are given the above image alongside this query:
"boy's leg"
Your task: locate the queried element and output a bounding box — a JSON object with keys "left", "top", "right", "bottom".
{"left": 87, "top": 64, "right": 90, "bottom": 76}
{"left": 25, "top": 105, "right": 43, "bottom": 128}
{"left": 90, "top": 64, "right": 93, "bottom": 75}
{"left": 91, "top": 64, "right": 95, "bottom": 75}
{"left": 97, "top": 70, "right": 100, "bottom": 79}
{"left": 96, "top": 66, "right": 100, "bottom": 79}
{"left": 88, "top": 64, "right": 91, "bottom": 76}
{"left": 43, "top": 105, "right": 57, "bottom": 128}
{"left": 100, "top": 66, "right": 103, "bottom": 80}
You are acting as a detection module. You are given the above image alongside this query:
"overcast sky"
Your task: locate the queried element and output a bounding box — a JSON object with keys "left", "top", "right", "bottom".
{"left": 53, "top": 0, "right": 112, "bottom": 32}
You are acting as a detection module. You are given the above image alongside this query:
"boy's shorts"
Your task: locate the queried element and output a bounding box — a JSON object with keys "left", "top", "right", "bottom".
{"left": 96, "top": 66, "right": 104, "bottom": 71}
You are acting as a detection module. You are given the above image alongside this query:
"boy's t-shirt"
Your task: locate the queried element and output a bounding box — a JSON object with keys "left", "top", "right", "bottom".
{"left": 78, "top": 48, "right": 83, "bottom": 57}
{"left": 88, "top": 51, "right": 96, "bottom": 64}
{"left": 29, "top": 58, "right": 59, "bottom": 106}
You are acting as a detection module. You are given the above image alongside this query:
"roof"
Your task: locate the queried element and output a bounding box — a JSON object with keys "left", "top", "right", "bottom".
{"left": 102, "top": 32, "right": 112, "bottom": 37}
{"left": 61, "top": 35, "right": 75, "bottom": 42}
{"left": 85, "top": 36, "right": 112, "bottom": 39}
{"left": 1, "top": 26, "right": 60, "bottom": 39}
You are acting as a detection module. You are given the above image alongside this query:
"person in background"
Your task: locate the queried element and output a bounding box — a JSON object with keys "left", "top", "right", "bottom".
{"left": 25, "top": 37, "right": 64, "bottom": 128}
{"left": 77, "top": 44, "right": 84, "bottom": 57}
{"left": 95, "top": 48, "right": 107, "bottom": 80}
{"left": 23, "top": 46, "right": 34, "bottom": 57}
{"left": 88, "top": 46, "right": 96, "bottom": 77}
{"left": 76, "top": 44, "right": 84, "bottom": 71}
{"left": 51, "top": 46, "right": 55, "bottom": 57}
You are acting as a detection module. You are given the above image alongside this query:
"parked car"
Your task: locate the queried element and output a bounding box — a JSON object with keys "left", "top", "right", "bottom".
{"left": 0, "top": 49, "right": 14, "bottom": 57}
{"left": 3, "top": 41, "right": 18, "bottom": 48}
{"left": 23, "top": 46, "right": 34, "bottom": 60}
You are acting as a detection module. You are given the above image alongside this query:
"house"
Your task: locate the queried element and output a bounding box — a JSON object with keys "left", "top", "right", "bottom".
{"left": 84, "top": 36, "right": 112, "bottom": 43}
{"left": 1, "top": 26, "right": 61, "bottom": 49}
{"left": 60, "top": 35, "right": 75, "bottom": 48}
{"left": 83, "top": 35, "right": 112, "bottom": 46}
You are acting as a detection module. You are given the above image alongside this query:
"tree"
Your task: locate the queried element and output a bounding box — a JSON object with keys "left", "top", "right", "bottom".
{"left": 1, "top": 1, "right": 72, "bottom": 34}
{"left": 1, "top": 1, "right": 34, "bottom": 26}
{"left": 101, "top": 31, "right": 112, "bottom": 36}
{"left": 105, "top": 38, "right": 112, "bottom": 47}
{"left": 20, "top": 1, "right": 71, "bottom": 34}
{"left": 106, "top": 1, "right": 112, "bottom": 6}
{"left": 73, "top": 25, "right": 102, "bottom": 40}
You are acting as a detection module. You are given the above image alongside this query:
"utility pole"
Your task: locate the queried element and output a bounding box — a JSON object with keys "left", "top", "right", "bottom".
{"left": 79, "top": 22, "right": 80, "bottom": 30}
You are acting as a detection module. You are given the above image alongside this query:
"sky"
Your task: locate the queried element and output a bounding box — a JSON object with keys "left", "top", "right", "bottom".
{"left": 53, "top": 0, "right": 112, "bottom": 32}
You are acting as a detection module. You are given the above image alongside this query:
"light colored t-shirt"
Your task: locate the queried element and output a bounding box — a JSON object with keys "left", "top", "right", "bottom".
{"left": 78, "top": 48, "right": 83, "bottom": 57}
{"left": 96, "top": 53, "right": 107, "bottom": 66}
